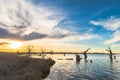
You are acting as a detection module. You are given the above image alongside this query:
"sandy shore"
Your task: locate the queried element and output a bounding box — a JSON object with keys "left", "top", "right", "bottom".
{"left": 0, "top": 53, "right": 55, "bottom": 80}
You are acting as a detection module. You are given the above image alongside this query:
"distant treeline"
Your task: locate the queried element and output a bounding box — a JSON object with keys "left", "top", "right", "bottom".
{"left": 0, "top": 52, "right": 119, "bottom": 54}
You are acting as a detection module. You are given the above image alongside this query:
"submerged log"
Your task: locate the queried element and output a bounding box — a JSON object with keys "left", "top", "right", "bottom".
{"left": 76, "top": 54, "right": 81, "bottom": 62}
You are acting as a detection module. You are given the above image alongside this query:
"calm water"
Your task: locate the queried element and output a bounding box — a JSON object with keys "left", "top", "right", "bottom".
{"left": 42, "top": 54, "right": 120, "bottom": 80}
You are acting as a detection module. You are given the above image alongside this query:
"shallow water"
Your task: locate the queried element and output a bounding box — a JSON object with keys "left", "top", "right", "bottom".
{"left": 43, "top": 54, "right": 120, "bottom": 80}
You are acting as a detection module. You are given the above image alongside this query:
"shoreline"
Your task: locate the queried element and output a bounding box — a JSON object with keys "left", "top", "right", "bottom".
{"left": 1, "top": 52, "right": 120, "bottom": 54}
{"left": 0, "top": 53, "right": 55, "bottom": 80}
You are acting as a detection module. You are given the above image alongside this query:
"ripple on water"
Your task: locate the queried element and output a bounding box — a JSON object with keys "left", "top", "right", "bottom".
{"left": 44, "top": 54, "right": 120, "bottom": 80}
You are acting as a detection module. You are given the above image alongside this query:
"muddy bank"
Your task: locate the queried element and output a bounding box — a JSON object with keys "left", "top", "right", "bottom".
{"left": 0, "top": 53, "right": 55, "bottom": 80}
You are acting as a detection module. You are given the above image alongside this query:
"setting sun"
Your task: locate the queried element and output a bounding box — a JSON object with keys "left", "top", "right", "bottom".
{"left": 10, "top": 42, "right": 22, "bottom": 49}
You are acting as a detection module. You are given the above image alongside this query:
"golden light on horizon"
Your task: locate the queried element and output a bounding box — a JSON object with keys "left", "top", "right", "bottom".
{"left": 10, "top": 42, "right": 22, "bottom": 49}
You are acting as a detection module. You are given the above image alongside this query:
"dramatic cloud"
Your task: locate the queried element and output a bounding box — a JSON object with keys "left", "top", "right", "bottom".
{"left": 0, "top": 0, "right": 97, "bottom": 41}
{"left": 0, "top": 0, "right": 64, "bottom": 40}
{"left": 0, "top": 28, "right": 47, "bottom": 40}
{"left": 0, "top": 28, "right": 19, "bottom": 39}
{"left": 22, "top": 32, "right": 47, "bottom": 40}
{"left": 90, "top": 16, "right": 120, "bottom": 31}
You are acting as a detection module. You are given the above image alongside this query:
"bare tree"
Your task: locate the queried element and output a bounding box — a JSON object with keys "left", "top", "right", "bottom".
{"left": 40, "top": 47, "right": 46, "bottom": 59}
{"left": 26, "top": 45, "right": 33, "bottom": 54}
{"left": 83, "top": 48, "right": 91, "bottom": 59}
{"left": 50, "top": 50, "right": 54, "bottom": 55}
{"left": 106, "top": 47, "right": 113, "bottom": 60}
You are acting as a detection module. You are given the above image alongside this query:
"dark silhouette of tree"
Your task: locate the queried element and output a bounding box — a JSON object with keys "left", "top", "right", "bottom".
{"left": 16, "top": 51, "right": 19, "bottom": 54}
{"left": 106, "top": 47, "right": 113, "bottom": 60}
{"left": 50, "top": 50, "right": 54, "bottom": 55}
{"left": 26, "top": 45, "right": 33, "bottom": 54}
{"left": 40, "top": 47, "right": 46, "bottom": 59}
{"left": 83, "top": 48, "right": 91, "bottom": 59}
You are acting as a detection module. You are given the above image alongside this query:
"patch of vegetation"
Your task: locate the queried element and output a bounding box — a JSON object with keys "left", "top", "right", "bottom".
{"left": 0, "top": 53, "right": 55, "bottom": 80}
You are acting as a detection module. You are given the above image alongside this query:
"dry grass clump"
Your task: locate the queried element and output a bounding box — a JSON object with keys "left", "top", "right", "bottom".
{"left": 0, "top": 53, "right": 55, "bottom": 80}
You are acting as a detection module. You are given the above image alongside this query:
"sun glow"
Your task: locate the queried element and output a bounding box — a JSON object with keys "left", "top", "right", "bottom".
{"left": 10, "top": 42, "right": 22, "bottom": 49}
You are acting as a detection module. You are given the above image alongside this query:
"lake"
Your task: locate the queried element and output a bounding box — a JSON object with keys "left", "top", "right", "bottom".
{"left": 42, "top": 54, "right": 120, "bottom": 80}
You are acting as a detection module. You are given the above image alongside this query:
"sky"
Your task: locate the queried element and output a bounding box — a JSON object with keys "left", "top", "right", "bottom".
{"left": 0, "top": 0, "right": 120, "bottom": 53}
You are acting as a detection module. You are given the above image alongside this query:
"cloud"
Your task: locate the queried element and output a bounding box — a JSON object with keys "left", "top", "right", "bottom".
{"left": 24, "top": 38, "right": 91, "bottom": 52}
{"left": 105, "top": 30, "right": 120, "bottom": 44}
{"left": 22, "top": 32, "right": 47, "bottom": 40}
{"left": 0, "top": 28, "right": 47, "bottom": 40}
{"left": 0, "top": 28, "right": 19, "bottom": 39}
{"left": 90, "top": 16, "right": 120, "bottom": 44}
{"left": 61, "top": 33, "right": 99, "bottom": 41}
{"left": 110, "top": 44, "right": 120, "bottom": 47}
{"left": 0, "top": 0, "right": 64, "bottom": 39}
{"left": 0, "top": 0, "right": 97, "bottom": 42}
{"left": 0, "top": 42, "right": 9, "bottom": 45}
{"left": 90, "top": 16, "right": 120, "bottom": 31}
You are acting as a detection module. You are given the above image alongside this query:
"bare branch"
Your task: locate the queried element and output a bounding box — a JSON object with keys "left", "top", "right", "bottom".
{"left": 41, "top": 47, "right": 46, "bottom": 54}
{"left": 83, "top": 48, "right": 91, "bottom": 59}
{"left": 106, "top": 47, "right": 113, "bottom": 60}
{"left": 108, "top": 47, "right": 111, "bottom": 50}
{"left": 106, "top": 49, "right": 110, "bottom": 52}
{"left": 40, "top": 47, "right": 46, "bottom": 59}
{"left": 26, "top": 45, "right": 34, "bottom": 54}
{"left": 84, "top": 48, "right": 91, "bottom": 53}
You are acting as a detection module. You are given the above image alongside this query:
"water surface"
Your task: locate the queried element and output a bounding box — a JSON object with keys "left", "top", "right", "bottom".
{"left": 44, "top": 54, "right": 120, "bottom": 80}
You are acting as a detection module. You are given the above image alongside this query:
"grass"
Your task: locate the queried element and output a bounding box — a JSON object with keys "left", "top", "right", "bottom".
{"left": 0, "top": 53, "right": 55, "bottom": 80}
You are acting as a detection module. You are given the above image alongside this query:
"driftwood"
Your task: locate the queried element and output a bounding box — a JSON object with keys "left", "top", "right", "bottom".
{"left": 106, "top": 47, "right": 113, "bottom": 60}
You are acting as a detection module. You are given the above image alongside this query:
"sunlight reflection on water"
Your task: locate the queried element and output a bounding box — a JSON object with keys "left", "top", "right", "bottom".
{"left": 38, "top": 54, "right": 120, "bottom": 80}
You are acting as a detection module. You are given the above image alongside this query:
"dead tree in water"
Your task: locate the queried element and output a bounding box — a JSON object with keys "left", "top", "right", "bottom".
{"left": 83, "top": 48, "right": 91, "bottom": 59}
{"left": 106, "top": 47, "right": 113, "bottom": 60}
